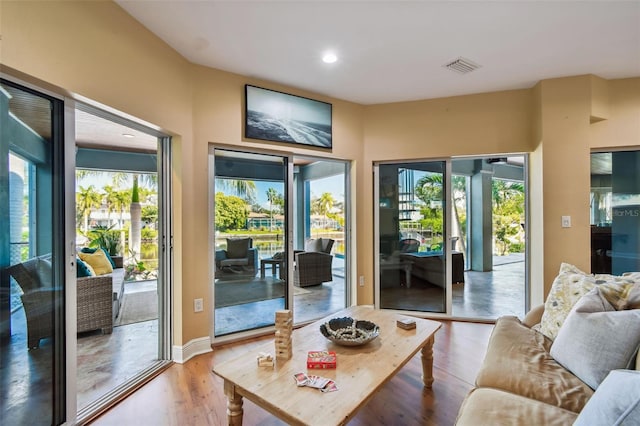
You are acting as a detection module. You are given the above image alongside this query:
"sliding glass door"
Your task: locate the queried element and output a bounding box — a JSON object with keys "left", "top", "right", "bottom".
{"left": 212, "top": 149, "right": 289, "bottom": 336}
{"left": 376, "top": 161, "right": 450, "bottom": 313}
{"left": 73, "top": 106, "right": 173, "bottom": 418}
{"left": 375, "top": 156, "right": 528, "bottom": 319}
{"left": 1, "top": 79, "right": 67, "bottom": 424}
{"left": 450, "top": 156, "right": 527, "bottom": 319}
{"left": 211, "top": 150, "right": 351, "bottom": 337}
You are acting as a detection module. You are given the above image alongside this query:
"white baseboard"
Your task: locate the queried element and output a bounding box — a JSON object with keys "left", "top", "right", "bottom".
{"left": 172, "top": 336, "right": 212, "bottom": 364}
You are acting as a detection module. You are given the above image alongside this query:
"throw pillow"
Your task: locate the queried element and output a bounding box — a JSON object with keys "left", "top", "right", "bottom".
{"left": 573, "top": 369, "right": 640, "bottom": 426}
{"left": 304, "top": 239, "right": 323, "bottom": 252}
{"left": 226, "top": 238, "right": 251, "bottom": 259}
{"left": 76, "top": 257, "right": 95, "bottom": 278}
{"left": 550, "top": 287, "right": 640, "bottom": 389}
{"left": 537, "top": 263, "right": 640, "bottom": 340}
{"left": 78, "top": 249, "right": 113, "bottom": 275}
{"left": 81, "top": 247, "right": 116, "bottom": 269}
{"left": 537, "top": 263, "right": 596, "bottom": 339}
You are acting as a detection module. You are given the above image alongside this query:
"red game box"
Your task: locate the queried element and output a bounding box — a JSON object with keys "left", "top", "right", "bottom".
{"left": 307, "top": 351, "right": 337, "bottom": 369}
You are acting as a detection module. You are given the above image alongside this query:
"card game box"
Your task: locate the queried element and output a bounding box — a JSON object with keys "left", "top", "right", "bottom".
{"left": 397, "top": 318, "right": 416, "bottom": 330}
{"left": 307, "top": 350, "right": 337, "bottom": 369}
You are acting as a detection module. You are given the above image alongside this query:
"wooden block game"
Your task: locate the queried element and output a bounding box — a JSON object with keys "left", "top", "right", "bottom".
{"left": 274, "top": 310, "right": 293, "bottom": 360}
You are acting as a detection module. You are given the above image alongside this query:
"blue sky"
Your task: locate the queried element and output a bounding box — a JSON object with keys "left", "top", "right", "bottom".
{"left": 253, "top": 174, "right": 344, "bottom": 209}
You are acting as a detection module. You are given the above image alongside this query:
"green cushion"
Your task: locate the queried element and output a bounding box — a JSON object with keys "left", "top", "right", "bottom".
{"left": 76, "top": 257, "right": 94, "bottom": 277}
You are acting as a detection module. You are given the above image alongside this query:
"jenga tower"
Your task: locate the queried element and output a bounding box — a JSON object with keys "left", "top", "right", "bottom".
{"left": 274, "top": 310, "right": 293, "bottom": 360}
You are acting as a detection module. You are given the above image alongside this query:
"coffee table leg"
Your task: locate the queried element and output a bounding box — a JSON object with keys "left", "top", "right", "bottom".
{"left": 420, "top": 335, "right": 435, "bottom": 388}
{"left": 224, "top": 380, "right": 243, "bottom": 425}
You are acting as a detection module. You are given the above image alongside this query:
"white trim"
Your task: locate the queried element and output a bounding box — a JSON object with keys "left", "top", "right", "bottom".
{"left": 172, "top": 337, "right": 213, "bottom": 364}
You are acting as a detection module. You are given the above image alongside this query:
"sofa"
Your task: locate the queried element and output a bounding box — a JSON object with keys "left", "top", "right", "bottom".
{"left": 455, "top": 263, "right": 640, "bottom": 425}
{"left": 399, "top": 250, "right": 464, "bottom": 288}
{"left": 6, "top": 254, "right": 125, "bottom": 349}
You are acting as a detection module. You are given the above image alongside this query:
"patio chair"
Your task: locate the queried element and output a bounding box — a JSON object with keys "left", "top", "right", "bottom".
{"left": 215, "top": 237, "right": 258, "bottom": 277}
{"left": 294, "top": 238, "right": 334, "bottom": 287}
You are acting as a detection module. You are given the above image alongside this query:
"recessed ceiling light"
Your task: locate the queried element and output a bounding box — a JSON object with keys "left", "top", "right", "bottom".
{"left": 122, "top": 133, "right": 134, "bottom": 138}
{"left": 322, "top": 53, "right": 337, "bottom": 64}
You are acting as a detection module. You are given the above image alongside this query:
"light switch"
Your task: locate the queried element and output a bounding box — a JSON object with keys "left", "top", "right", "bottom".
{"left": 561, "top": 216, "right": 571, "bottom": 228}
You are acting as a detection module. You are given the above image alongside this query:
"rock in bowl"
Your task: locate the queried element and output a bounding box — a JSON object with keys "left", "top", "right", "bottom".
{"left": 319, "top": 317, "right": 380, "bottom": 346}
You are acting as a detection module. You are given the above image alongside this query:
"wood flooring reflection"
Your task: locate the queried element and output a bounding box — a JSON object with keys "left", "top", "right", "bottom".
{"left": 92, "top": 320, "right": 494, "bottom": 426}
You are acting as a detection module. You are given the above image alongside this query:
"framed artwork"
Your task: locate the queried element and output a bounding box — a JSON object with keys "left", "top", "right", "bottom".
{"left": 245, "top": 84, "right": 332, "bottom": 149}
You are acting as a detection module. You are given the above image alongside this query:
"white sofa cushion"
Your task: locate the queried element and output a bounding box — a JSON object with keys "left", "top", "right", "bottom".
{"left": 573, "top": 369, "right": 640, "bottom": 426}
{"left": 550, "top": 286, "right": 640, "bottom": 389}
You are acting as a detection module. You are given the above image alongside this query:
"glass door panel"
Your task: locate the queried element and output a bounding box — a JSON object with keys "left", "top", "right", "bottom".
{"left": 1, "top": 80, "right": 65, "bottom": 424}
{"left": 450, "top": 156, "right": 527, "bottom": 319}
{"left": 292, "top": 158, "right": 349, "bottom": 324}
{"left": 213, "top": 149, "right": 288, "bottom": 336}
{"left": 377, "top": 161, "right": 448, "bottom": 313}
{"left": 73, "top": 107, "right": 171, "bottom": 420}
{"left": 591, "top": 150, "right": 640, "bottom": 275}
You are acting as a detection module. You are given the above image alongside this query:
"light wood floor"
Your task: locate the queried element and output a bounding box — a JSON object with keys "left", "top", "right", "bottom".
{"left": 92, "top": 320, "right": 494, "bottom": 426}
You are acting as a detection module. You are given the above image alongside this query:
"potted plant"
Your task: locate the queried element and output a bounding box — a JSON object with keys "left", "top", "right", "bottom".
{"left": 85, "top": 226, "right": 123, "bottom": 268}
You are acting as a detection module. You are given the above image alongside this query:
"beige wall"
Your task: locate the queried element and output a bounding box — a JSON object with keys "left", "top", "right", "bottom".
{"left": 591, "top": 78, "right": 640, "bottom": 149}
{"left": 2, "top": 1, "right": 640, "bottom": 346}
{"left": 1, "top": 0, "right": 192, "bottom": 346}
{"left": 537, "top": 76, "right": 593, "bottom": 292}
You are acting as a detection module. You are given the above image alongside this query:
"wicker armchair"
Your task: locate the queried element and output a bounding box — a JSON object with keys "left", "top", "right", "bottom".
{"left": 294, "top": 238, "right": 335, "bottom": 287}
{"left": 6, "top": 256, "right": 113, "bottom": 349}
{"left": 215, "top": 237, "right": 258, "bottom": 277}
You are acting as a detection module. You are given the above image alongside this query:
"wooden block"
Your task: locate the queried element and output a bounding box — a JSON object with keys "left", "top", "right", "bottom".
{"left": 275, "top": 310, "right": 292, "bottom": 320}
{"left": 256, "top": 352, "right": 274, "bottom": 367}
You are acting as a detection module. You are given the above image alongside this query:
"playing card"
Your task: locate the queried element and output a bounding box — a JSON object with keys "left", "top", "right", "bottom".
{"left": 293, "top": 372, "right": 309, "bottom": 386}
{"left": 306, "top": 375, "right": 331, "bottom": 389}
{"left": 321, "top": 380, "right": 338, "bottom": 392}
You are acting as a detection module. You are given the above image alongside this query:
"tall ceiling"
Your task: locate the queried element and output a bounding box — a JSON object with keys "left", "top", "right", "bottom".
{"left": 116, "top": 1, "right": 640, "bottom": 105}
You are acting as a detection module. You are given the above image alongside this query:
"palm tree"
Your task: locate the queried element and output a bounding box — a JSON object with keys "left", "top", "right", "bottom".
{"left": 415, "top": 173, "right": 467, "bottom": 253}
{"left": 76, "top": 185, "right": 103, "bottom": 233}
{"left": 103, "top": 185, "right": 118, "bottom": 227}
{"left": 492, "top": 180, "right": 524, "bottom": 208}
{"left": 112, "top": 189, "right": 131, "bottom": 230}
{"left": 217, "top": 178, "right": 257, "bottom": 201}
{"left": 312, "top": 192, "right": 336, "bottom": 229}
{"left": 266, "top": 187, "right": 279, "bottom": 230}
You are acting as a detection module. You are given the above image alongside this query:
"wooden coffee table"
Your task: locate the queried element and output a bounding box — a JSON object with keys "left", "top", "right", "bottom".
{"left": 212, "top": 305, "right": 442, "bottom": 425}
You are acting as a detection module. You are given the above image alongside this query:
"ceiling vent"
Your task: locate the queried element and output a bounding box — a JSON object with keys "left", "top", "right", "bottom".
{"left": 443, "top": 57, "right": 481, "bottom": 74}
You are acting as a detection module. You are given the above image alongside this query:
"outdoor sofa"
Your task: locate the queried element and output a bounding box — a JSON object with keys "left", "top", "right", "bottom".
{"left": 6, "top": 253, "right": 125, "bottom": 349}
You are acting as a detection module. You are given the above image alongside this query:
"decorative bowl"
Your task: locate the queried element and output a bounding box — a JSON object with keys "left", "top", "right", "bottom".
{"left": 319, "top": 317, "right": 380, "bottom": 346}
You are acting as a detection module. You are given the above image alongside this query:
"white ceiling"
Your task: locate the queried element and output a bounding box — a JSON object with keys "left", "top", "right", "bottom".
{"left": 116, "top": 0, "right": 640, "bottom": 105}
